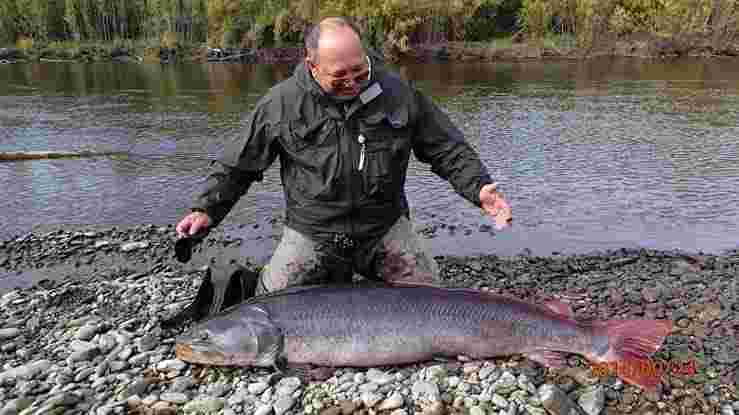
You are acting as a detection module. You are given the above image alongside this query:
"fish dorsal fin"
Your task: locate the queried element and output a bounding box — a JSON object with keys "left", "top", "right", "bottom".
{"left": 542, "top": 298, "right": 574, "bottom": 319}
{"left": 245, "top": 284, "right": 327, "bottom": 303}
{"left": 245, "top": 280, "right": 391, "bottom": 304}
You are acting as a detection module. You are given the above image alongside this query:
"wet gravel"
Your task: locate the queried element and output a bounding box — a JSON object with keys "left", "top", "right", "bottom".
{"left": 0, "top": 225, "right": 737, "bottom": 415}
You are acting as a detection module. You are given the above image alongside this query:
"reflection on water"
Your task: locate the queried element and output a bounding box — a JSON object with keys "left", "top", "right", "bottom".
{"left": 0, "top": 57, "right": 738, "bottom": 259}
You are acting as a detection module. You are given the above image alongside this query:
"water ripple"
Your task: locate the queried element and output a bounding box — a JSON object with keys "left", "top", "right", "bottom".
{"left": 1, "top": 59, "right": 738, "bottom": 257}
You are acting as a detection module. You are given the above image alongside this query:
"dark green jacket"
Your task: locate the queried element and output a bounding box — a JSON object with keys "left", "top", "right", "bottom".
{"left": 192, "top": 55, "right": 494, "bottom": 242}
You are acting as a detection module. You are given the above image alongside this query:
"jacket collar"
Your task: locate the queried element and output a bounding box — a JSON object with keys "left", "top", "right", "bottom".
{"left": 294, "top": 56, "right": 384, "bottom": 116}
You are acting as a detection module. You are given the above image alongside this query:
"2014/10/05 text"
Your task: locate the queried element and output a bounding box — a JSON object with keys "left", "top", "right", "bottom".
{"left": 591, "top": 358, "right": 698, "bottom": 378}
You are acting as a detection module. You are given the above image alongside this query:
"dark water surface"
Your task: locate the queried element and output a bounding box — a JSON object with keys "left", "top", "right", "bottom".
{"left": 1, "top": 58, "right": 738, "bottom": 260}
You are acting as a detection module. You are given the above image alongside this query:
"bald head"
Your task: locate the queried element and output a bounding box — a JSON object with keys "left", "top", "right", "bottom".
{"left": 305, "top": 17, "right": 370, "bottom": 98}
{"left": 305, "top": 17, "right": 364, "bottom": 64}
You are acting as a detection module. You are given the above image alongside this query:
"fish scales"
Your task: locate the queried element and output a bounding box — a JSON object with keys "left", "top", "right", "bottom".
{"left": 176, "top": 284, "right": 673, "bottom": 391}
{"left": 244, "top": 286, "right": 590, "bottom": 361}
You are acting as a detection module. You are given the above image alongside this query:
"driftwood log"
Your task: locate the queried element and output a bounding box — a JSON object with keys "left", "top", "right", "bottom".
{"left": 0, "top": 151, "right": 124, "bottom": 161}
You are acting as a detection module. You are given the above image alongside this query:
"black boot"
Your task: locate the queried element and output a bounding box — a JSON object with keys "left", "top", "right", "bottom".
{"left": 162, "top": 261, "right": 260, "bottom": 329}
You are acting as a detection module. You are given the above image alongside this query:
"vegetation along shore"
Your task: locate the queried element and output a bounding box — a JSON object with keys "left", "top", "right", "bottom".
{"left": 2, "top": 0, "right": 739, "bottom": 65}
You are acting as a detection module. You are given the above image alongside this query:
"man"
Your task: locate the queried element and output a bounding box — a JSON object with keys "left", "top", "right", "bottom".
{"left": 176, "top": 17, "right": 512, "bottom": 295}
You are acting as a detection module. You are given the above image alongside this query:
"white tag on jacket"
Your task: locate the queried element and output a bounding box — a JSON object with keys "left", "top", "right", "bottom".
{"left": 360, "top": 82, "right": 382, "bottom": 104}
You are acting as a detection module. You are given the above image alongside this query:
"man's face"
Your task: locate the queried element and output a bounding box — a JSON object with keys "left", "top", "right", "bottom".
{"left": 308, "top": 28, "right": 370, "bottom": 98}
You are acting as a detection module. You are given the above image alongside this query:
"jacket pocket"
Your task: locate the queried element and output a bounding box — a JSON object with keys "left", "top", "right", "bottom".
{"left": 359, "top": 110, "right": 410, "bottom": 201}
{"left": 282, "top": 116, "right": 332, "bottom": 153}
{"left": 281, "top": 116, "right": 340, "bottom": 202}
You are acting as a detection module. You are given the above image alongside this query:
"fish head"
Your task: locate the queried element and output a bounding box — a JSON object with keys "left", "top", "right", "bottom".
{"left": 175, "top": 305, "right": 283, "bottom": 367}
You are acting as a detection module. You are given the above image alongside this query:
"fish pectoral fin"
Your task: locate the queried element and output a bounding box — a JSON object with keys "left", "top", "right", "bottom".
{"left": 542, "top": 298, "right": 575, "bottom": 320}
{"left": 284, "top": 363, "right": 336, "bottom": 382}
{"left": 526, "top": 350, "right": 569, "bottom": 369}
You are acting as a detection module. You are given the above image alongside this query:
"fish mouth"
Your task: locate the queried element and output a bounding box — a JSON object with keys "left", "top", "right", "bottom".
{"left": 175, "top": 342, "right": 228, "bottom": 365}
{"left": 175, "top": 342, "right": 269, "bottom": 367}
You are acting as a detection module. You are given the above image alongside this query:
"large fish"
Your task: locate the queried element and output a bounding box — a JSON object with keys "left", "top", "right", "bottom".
{"left": 175, "top": 283, "right": 673, "bottom": 390}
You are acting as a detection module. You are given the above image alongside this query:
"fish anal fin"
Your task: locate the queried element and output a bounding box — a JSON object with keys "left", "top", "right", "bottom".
{"left": 542, "top": 298, "right": 574, "bottom": 320}
{"left": 526, "top": 350, "right": 569, "bottom": 369}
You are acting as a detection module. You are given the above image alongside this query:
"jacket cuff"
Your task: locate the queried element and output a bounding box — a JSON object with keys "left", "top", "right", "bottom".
{"left": 471, "top": 175, "right": 495, "bottom": 208}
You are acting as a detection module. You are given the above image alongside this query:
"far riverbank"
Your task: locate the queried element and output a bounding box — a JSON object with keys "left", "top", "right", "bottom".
{"left": 2, "top": 32, "right": 738, "bottom": 66}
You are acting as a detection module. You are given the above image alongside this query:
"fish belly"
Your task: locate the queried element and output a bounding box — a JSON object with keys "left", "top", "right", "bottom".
{"left": 285, "top": 334, "right": 437, "bottom": 366}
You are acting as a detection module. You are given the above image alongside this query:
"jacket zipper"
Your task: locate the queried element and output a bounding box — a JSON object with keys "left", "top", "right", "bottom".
{"left": 344, "top": 117, "right": 358, "bottom": 237}
{"left": 357, "top": 134, "right": 366, "bottom": 171}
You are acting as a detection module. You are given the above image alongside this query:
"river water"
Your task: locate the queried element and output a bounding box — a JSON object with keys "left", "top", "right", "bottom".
{"left": 1, "top": 57, "right": 738, "bottom": 260}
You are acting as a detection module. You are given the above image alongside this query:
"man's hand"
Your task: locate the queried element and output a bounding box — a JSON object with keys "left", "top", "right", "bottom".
{"left": 176, "top": 211, "right": 212, "bottom": 238}
{"left": 479, "top": 183, "right": 512, "bottom": 230}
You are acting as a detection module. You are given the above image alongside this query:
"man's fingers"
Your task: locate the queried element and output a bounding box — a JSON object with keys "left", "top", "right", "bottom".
{"left": 176, "top": 220, "right": 190, "bottom": 237}
{"left": 189, "top": 221, "right": 203, "bottom": 236}
{"left": 175, "top": 212, "right": 211, "bottom": 237}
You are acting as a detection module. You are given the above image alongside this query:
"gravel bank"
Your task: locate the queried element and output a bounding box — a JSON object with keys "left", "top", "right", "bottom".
{"left": 0, "top": 225, "right": 737, "bottom": 415}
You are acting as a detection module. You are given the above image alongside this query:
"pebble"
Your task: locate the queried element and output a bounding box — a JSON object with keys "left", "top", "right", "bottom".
{"left": 422, "top": 365, "right": 448, "bottom": 381}
{"left": 578, "top": 385, "right": 606, "bottom": 415}
{"left": 275, "top": 377, "right": 301, "bottom": 396}
{"left": 156, "top": 359, "right": 187, "bottom": 373}
{"left": 118, "top": 347, "right": 134, "bottom": 360}
{"left": 361, "top": 390, "right": 384, "bottom": 408}
{"left": 254, "top": 404, "right": 273, "bottom": 415}
{"left": 136, "top": 332, "right": 159, "bottom": 352}
{"left": 74, "top": 367, "right": 96, "bottom": 382}
{"left": 538, "top": 384, "right": 579, "bottom": 415}
{"left": 69, "top": 344, "right": 100, "bottom": 362}
{"left": 359, "top": 382, "right": 379, "bottom": 393}
{"left": 108, "top": 361, "right": 128, "bottom": 372}
{"left": 273, "top": 395, "right": 296, "bottom": 415}
{"left": 120, "top": 242, "right": 149, "bottom": 252}
{"left": 378, "top": 392, "right": 404, "bottom": 410}
{"left": 0, "top": 398, "right": 33, "bottom": 415}
{"left": 479, "top": 365, "right": 496, "bottom": 380}
{"left": 0, "top": 360, "right": 52, "bottom": 384}
{"left": 491, "top": 393, "right": 509, "bottom": 409}
{"left": 354, "top": 373, "right": 366, "bottom": 384}
{"left": 492, "top": 372, "right": 518, "bottom": 395}
{"left": 183, "top": 398, "right": 224, "bottom": 413}
{"left": 77, "top": 324, "right": 101, "bottom": 341}
{"left": 412, "top": 380, "right": 441, "bottom": 401}
{"left": 0, "top": 328, "right": 20, "bottom": 340}
{"left": 126, "top": 379, "right": 149, "bottom": 397}
{"left": 366, "top": 368, "right": 395, "bottom": 385}
{"left": 248, "top": 382, "right": 269, "bottom": 395}
{"left": 207, "top": 383, "right": 231, "bottom": 397}
{"left": 160, "top": 392, "right": 189, "bottom": 404}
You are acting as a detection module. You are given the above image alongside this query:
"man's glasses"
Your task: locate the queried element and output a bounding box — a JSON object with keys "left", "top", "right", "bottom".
{"left": 326, "top": 55, "right": 372, "bottom": 89}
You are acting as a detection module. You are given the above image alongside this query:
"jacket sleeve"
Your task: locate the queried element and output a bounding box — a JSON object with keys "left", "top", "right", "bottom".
{"left": 410, "top": 88, "right": 494, "bottom": 208}
{"left": 191, "top": 97, "right": 280, "bottom": 227}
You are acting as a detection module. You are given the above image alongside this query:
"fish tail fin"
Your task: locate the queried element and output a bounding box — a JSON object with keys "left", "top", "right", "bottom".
{"left": 592, "top": 319, "right": 673, "bottom": 391}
